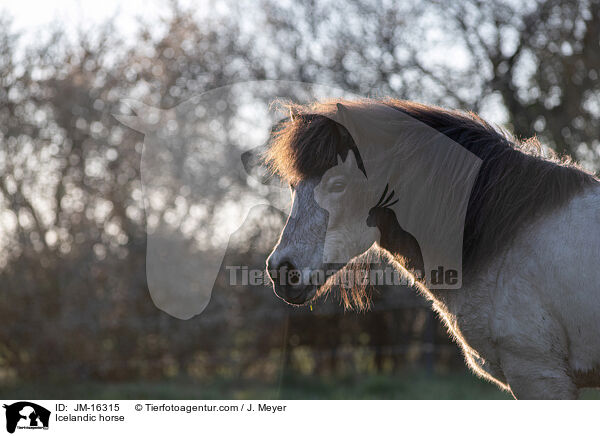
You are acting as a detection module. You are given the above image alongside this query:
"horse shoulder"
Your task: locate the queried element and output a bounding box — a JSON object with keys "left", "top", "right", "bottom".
{"left": 487, "top": 185, "right": 600, "bottom": 381}
{"left": 437, "top": 185, "right": 600, "bottom": 390}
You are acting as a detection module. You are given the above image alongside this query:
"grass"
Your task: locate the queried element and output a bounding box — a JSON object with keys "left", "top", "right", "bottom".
{"left": 2, "top": 370, "right": 599, "bottom": 400}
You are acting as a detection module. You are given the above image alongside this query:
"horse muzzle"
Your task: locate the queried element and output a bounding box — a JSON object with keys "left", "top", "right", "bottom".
{"left": 266, "top": 257, "right": 319, "bottom": 305}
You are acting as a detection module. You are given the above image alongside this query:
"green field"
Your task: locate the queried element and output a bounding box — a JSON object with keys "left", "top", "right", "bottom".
{"left": 2, "top": 371, "right": 599, "bottom": 400}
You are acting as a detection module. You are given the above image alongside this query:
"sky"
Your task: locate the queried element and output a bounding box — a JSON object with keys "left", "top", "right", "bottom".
{"left": 0, "top": 0, "right": 507, "bottom": 126}
{"left": 1, "top": 0, "right": 180, "bottom": 42}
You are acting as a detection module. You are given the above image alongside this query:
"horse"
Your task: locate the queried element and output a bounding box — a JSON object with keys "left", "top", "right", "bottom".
{"left": 263, "top": 98, "right": 600, "bottom": 399}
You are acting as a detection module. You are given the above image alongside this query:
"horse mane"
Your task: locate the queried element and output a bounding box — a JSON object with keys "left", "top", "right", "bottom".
{"left": 264, "top": 98, "right": 598, "bottom": 274}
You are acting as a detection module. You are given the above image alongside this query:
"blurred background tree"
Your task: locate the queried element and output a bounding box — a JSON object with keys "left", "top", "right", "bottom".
{"left": 0, "top": 0, "right": 598, "bottom": 399}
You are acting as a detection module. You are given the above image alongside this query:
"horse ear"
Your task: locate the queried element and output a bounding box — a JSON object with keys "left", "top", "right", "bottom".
{"left": 337, "top": 154, "right": 344, "bottom": 166}
{"left": 336, "top": 103, "right": 347, "bottom": 115}
{"left": 344, "top": 150, "right": 357, "bottom": 169}
{"left": 113, "top": 113, "right": 145, "bottom": 133}
{"left": 241, "top": 145, "right": 277, "bottom": 185}
{"left": 113, "top": 99, "right": 165, "bottom": 133}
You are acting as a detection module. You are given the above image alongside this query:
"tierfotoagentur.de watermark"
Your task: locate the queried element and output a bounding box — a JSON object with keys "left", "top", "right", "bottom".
{"left": 226, "top": 265, "right": 422, "bottom": 288}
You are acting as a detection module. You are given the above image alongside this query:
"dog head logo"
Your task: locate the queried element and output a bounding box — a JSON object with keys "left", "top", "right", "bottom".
{"left": 3, "top": 402, "right": 50, "bottom": 434}
{"left": 114, "top": 81, "right": 356, "bottom": 319}
{"left": 315, "top": 100, "right": 482, "bottom": 288}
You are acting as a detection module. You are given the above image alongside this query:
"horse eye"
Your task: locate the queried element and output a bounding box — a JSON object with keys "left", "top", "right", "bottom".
{"left": 329, "top": 181, "right": 346, "bottom": 192}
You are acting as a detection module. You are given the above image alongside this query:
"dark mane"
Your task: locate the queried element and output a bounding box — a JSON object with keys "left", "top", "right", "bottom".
{"left": 264, "top": 98, "right": 598, "bottom": 271}
{"left": 264, "top": 101, "right": 366, "bottom": 184}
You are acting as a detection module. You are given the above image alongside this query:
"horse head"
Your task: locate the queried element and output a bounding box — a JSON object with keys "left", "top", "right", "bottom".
{"left": 266, "top": 109, "right": 384, "bottom": 306}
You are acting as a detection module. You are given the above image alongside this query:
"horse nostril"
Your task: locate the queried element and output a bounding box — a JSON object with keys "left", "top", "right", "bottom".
{"left": 268, "top": 260, "right": 303, "bottom": 289}
{"left": 285, "top": 262, "right": 305, "bottom": 287}
{"left": 279, "top": 261, "right": 294, "bottom": 272}
{"left": 277, "top": 261, "right": 297, "bottom": 285}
